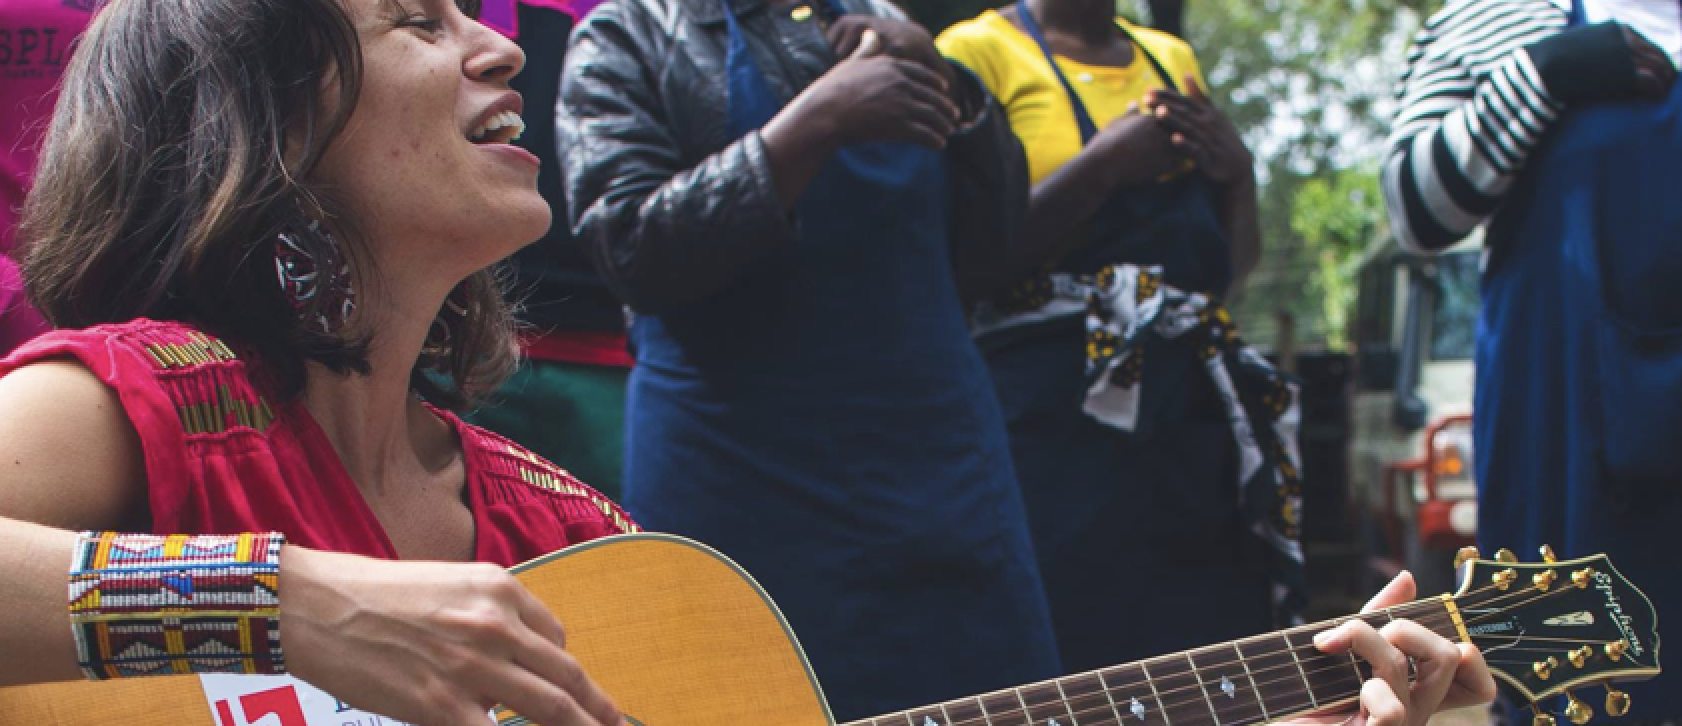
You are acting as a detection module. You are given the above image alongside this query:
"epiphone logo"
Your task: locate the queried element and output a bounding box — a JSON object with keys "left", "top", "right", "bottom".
{"left": 1467, "top": 619, "right": 1519, "bottom": 635}
{"left": 1542, "top": 612, "right": 1595, "bottom": 627}
{"left": 1593, "top": 572, "right": 1646, "bottom": 657}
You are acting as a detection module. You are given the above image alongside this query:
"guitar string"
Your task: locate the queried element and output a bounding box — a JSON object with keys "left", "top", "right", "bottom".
{"left": 875, "top": 606, "right": 1460, "bottom": 726}
{"left": 881, "top": 612, "right": 1452, "bottom": 726}
{"left": 888, "top": 665, "right": 1375, "bottom": 726}
{"left": 875, "top": 583, "right": 1607, "bottom": 726}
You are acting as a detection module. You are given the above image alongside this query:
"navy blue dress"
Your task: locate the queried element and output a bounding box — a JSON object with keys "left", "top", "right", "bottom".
{"left": 976, "top": 5, "right": 1278, "bottom": 675}
{"left": 1476, "top": 1, "right": 1682, "bottom": 721}
{"left": 619, "top": 2, "right": 1061, "bottom": 720}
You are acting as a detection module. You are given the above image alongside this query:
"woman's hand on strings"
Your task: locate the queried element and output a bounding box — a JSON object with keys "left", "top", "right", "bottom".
{"left": 1288, "top": 571, "right": 1497, "bottom": 726}
{"left": 281, "top": 547, "right": 627, "bottom": 726}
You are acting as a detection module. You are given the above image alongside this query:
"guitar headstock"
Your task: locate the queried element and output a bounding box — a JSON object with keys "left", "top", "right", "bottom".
{"left": 1448, "top": 546, "right": 1661, "bottom": 726}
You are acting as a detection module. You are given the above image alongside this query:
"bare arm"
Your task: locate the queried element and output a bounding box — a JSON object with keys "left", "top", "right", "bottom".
{"left": 0, "top": 519, "right": 83, "bottom": 685}
{"left": 0, "top": 362, "right": 625, "bottom": 723}
{"left": 1217, "top": 174, "right": 1260, "bottom": 295}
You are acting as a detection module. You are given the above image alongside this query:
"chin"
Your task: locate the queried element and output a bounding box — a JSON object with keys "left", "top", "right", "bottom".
{"left": 488, "top": 203, "right": 554, "bottom": 254}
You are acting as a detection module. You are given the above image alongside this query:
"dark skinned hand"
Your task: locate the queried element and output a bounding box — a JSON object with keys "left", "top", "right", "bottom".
{"left": 1145, "top": 77, "right": 1255, "bottom": 187}
{"left": 1091, "top": 103, "right": 1184, "bottom": 185}
{"left": 1625, "top": 26, "right": 1678, "bottom": 100}
{"left": 788, "top": 29, "right": 960, "bottom": 150}
{"left": 827, "top": 15, "right": 957, "bottom": 90}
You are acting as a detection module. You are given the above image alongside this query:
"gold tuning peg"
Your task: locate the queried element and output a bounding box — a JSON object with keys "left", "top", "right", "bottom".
{"left": 1606, "top": 687, "right": 1632, "bottom": 717}
{"left": 1566, "top": 693, "right": 1595, "bottom": 725}
{"left": 1534, "top": 712, "right": 1558, "bottom": 726}
{"left": 1606, "top": 639, "right": 1629, "bottom": 662}
{"left": 1540, "top": 544, "right": 1558, "bottom": 563}
{"left": 1534, "top": 569, "right": 1559, "bottom": 591}
{"left": 1494, "top": 568, "right": 1519, "bottom": 591}
{"left": 1454, "top": 546, "right": 1482, "bottom": 569}
{"left": 1573, "top": 568, "right": 1596, "bottom": 589}
{"left": 1534, "top": 656, "right": 1561, "bottom": 680}
{"left": 1497, "top": 548, "right": 1520, "bottom": 563}
{"left": 1569, "top": 645, "right": 1593, "bottom": 668}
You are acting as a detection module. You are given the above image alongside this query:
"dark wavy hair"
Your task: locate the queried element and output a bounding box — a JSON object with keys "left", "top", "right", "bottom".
{"left": 19, "top": 0, "right": 505, "bottom": 410}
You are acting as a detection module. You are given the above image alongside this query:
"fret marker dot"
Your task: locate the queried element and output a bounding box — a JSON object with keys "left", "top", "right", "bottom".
{"left": 923, "top": 718, "right": 939, "bottom": 726}
{"left": 1132, "top": 697, "right": 1147, "bottom": 721}
{"left": 1221, "top": 675, "right": 1236, "bottom": 699}
{"left": 1049, "top": 720, "right": 1063, "bottom": 726}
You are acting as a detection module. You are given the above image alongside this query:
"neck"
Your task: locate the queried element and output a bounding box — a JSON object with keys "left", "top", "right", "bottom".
{"left": 844, "top": 598, "right": 1462, "bottom": 726}
{"left": 300, "top": 279, "right": 459, "bottom": 495}
{"left": 1028, "top": 0, "right": 1117, "bottom": 44}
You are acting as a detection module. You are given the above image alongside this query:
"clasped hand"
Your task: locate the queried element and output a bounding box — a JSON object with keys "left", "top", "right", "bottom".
{"left": 787, "top": 21, "right": 963, "bottom": 150}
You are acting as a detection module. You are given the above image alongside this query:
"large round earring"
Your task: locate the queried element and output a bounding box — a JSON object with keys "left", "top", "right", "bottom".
{"left": 422, "top": 282, "right": 471, "bottom": 358}
{"left": 274, "top": 220, "right": 355, "bottom": 334}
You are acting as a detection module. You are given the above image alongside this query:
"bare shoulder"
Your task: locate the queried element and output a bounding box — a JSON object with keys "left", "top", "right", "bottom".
{"left": 0, "top": 360, "right": 146, "bottom": 530}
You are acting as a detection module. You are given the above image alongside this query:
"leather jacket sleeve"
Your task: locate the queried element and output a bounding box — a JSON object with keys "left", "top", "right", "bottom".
{"left": 943, "top": 62, "right": 1029, "bottom": 300}
{"left": 559, "top": 2, "right": 797, "bottom": 315}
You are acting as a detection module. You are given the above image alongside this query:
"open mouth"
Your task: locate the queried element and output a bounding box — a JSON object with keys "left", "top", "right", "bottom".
{"left": 469, "top": 110, "right": 525, "bottom": 145}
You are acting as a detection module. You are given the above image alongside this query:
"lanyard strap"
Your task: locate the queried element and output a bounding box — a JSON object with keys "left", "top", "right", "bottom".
{"left": 1012, "top": 0, "right": 1180, "bottom": 144}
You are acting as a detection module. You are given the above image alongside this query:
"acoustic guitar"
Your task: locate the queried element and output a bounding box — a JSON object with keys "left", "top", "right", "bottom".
{"left": 0, "top": 535, "right": 1660, "bottom": 726}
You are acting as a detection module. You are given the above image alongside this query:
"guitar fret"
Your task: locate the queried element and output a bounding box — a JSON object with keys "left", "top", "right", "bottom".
{"left": 1020, "top": 681, "right": 1075, "bottom": 724}
{"left": 981, "top": 691, "right": 1028, "bottom": 726}
{"left": 1281, "top": 632, "right": 1318, "bottom": 709}
{"left": 1233, "top": 644, "right": 1269, "bottom": 723}
{"left": 1140, "top": 662, "right": 1171, "bottom": 726}
{"left": 945, "top": 698, "right": 989, "bottom": 726}
{"left": 1187, "top": 652, "right": 1223, "bottom": 726}
{"left": 1096, "top": 670, "right": 1127, "bottom": 724}
{"left": 1061, "top": 672, "right": 1123, "bottom": 726}
{"left": 940, "top": 702, "right": 953, "bottom": 725}
{"left": 1054, "top": 677, "right": 1079, "bottom": 724}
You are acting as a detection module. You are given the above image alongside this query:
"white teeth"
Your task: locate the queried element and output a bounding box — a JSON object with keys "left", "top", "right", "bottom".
{"left": 470, "top": 110, "right": 525, "bottom": 143}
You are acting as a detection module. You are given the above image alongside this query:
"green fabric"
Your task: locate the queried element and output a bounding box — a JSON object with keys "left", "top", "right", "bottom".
{"left": 466, "top": 360, "right": 628, "bottom": 501}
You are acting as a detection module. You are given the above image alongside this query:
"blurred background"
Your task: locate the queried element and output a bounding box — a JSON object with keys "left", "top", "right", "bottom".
{"left": 903, "top": 0, "right": 1486, "bottom": 618}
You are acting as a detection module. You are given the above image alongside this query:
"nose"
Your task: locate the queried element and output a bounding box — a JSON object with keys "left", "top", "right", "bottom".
{"left": 464, "top": 19, "right": 525, "bottom": 84}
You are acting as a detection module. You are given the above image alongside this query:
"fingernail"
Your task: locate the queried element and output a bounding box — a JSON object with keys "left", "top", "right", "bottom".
{"left": 1314, "top": 628, "right": 1337, "bottom": 648}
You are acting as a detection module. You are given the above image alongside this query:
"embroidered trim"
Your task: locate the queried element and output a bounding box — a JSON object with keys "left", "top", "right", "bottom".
{"left": 141, "top": 331, "right": 238, "bottom": 370}
{"left": 504, "top": 445, "right": 639, "bottom": 534}
{"left": 128, "top": 326, "right": 279, "bottom": 434}
{"left": 68, "top": 532, "right": 286, "bottom": 679}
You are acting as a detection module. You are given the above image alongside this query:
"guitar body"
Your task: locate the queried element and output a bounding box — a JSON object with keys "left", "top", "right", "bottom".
{"left": 0, "top": 534, "right": 837, "bottom": 726}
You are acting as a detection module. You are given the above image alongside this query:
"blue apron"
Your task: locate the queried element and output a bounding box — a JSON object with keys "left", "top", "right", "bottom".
{"left": 620, "top": 2, "right": 1060, "bottom": 720}
{"left": 980, "top": 6, "right": 1274, "bottom": 675}
{"left": 1477, "top": 1, "right": 1682, "bottom": 720}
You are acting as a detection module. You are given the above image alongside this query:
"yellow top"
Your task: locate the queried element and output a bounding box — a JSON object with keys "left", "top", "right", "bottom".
{"left": 937, "top": 9, "right": 1208, "bottom": 184}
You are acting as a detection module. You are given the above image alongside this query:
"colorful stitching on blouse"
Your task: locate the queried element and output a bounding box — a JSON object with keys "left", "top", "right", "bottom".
{"left": 68, "top": 532, "right": 285, "bottom": 679}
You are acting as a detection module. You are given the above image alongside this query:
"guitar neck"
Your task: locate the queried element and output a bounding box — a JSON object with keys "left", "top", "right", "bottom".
{"left": 846, "top": 597, "right": 1462, "bottom": 726}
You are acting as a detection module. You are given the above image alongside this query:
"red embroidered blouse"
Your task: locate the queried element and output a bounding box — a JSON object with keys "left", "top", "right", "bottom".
{"left": 0, "top": 318, "right": 637, "bottom": 566}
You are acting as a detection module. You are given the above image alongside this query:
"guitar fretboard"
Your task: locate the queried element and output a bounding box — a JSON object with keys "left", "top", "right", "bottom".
{"left": 845, "top": 600, "right": 1457, "bottom": 726}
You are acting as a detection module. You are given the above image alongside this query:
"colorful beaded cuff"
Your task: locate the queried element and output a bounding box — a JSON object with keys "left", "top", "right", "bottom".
{"left": 68, "top": 532, "right": 285, "bottom": 679}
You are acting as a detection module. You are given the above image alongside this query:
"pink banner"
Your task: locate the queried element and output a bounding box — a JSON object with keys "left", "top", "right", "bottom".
{"left": 481, "top": 0, "right": 609, "bottom": 38}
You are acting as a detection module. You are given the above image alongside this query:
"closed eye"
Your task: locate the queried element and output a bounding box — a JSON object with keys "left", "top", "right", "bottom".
{"left": 397, "top": 14, "right": 445, "bottom": 34}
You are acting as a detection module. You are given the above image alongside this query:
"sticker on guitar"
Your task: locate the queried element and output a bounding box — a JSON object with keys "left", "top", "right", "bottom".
{"left": 200, "top": 674, "right": 425, "bottom": 726}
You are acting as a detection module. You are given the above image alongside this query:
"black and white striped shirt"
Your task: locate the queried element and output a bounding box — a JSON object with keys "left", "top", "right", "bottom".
{"left": 1383, "top": 0, "right": 1569, "bottom": 251}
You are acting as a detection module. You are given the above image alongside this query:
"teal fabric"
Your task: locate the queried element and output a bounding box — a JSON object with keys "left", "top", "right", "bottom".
{"left": 467, "top": 360, "right": 628, "bottom": 501}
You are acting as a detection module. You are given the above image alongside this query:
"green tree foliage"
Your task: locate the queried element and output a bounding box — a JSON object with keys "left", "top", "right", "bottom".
{"left": 901, "top": 0, "right": 1438, "bottom": 350}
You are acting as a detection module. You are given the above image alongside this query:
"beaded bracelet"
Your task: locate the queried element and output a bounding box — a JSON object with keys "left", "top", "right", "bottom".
{"left": 68, "top": 531, "right": 286, "bottom": 679}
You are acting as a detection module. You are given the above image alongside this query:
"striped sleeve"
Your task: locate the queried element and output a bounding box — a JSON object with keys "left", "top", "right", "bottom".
{"left": 1382, "top": 0, "right": 1568, "bottom": 251}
